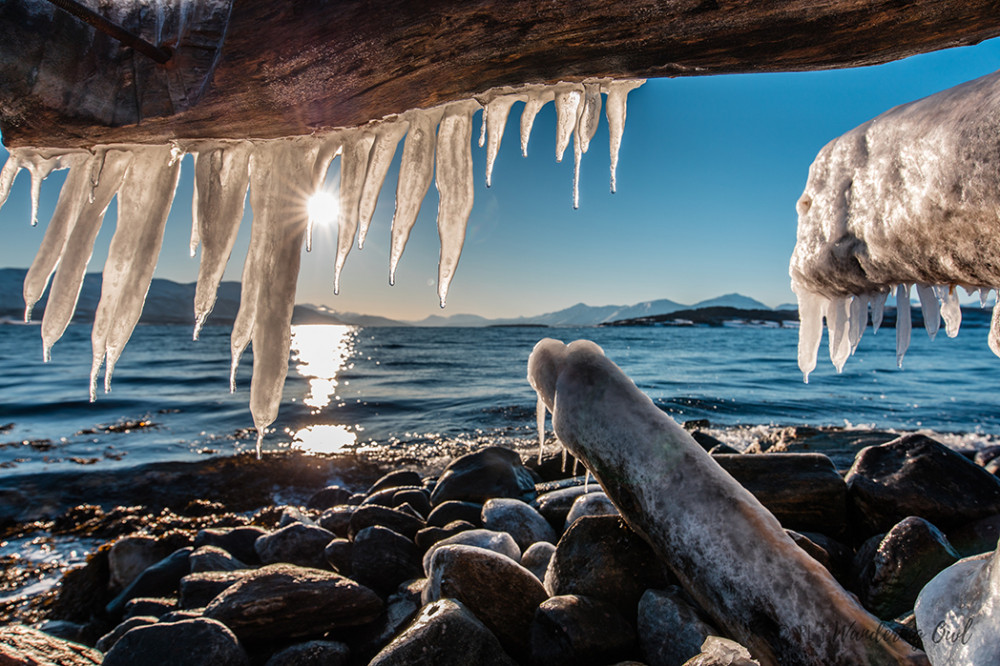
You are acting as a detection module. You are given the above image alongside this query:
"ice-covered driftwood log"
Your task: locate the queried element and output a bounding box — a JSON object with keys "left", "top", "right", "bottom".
{"left": 528, "top": 338, "right": 929, "bottom": 665}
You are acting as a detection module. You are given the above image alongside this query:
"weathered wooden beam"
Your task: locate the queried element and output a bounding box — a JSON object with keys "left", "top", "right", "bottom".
{"left": 3, "top": 0, "right": 1000, "bottom": 148}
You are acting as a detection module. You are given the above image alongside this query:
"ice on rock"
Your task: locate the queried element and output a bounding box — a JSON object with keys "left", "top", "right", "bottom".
{"left": 358, "top": 119, "right": 408, "bottom": 248}
{"left": 936, "top": 285, "right": 962, "bottom": 338}
{"left": 793, "top": 286, "right": 825, "bottom": 383}
{"left": 190, "top": 141, "right": 251, "bottom": 339}
{"left": 536, "top": 393, "right": 546, "bottom": 465}
{"left": 916, "top": 284, "right": 940, "bottom": 340}
{"left": 606, "top": 80, "right": 643, "bottom": 193}
{"left": 895, "top": 284, "right": 912, "bottom": 368}
{"left": 483, "top": 94, "right": 524, "bottom": 187}
{"left": 553, "top": 85, "right": 583, "bottom": 163}
{"left": 990, "top": 301, "right": 1000, "bottom": 358}
{"left": 520, "top": 88, "right": 555, "bottom": 157}
{"left": 571, "top": 83, "right": 602, "bottom": 209}
{"left": 333, "top": 130, "right": 376, "bottom": 294}
{"left": 871, "top": 291, "right": 888, "bottom": 333}
{"left": 826, "top": 295, "right": 851, "bottom": 372}
{"left": 434, "top": 102, "right": 477, "bottom": 308}
{"left": 847, "top": 294, "right": 868, "bottom": 354}
{"left": 90, "top": 145, "right": 182, "bottom": 400}
{"left": 390, "top": 109, "right": 442, "bottom": 285}
{"left": 0, "top": 147, "right": 82, "bottom": 227}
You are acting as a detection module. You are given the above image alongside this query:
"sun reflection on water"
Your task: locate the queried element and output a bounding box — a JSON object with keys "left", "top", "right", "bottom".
{"left": 291, "top": 424, "right": 357, "bottom": 454}
{"left": 289, "top": 325, "right": 358, "bottom": 454}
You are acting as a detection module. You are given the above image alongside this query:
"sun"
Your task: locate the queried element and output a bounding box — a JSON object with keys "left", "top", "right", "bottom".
{"left": 307, "top": 190, "right": 339, "bottom": 228}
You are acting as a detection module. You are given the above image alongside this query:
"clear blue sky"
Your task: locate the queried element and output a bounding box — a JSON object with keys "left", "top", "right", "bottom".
{"left": 3, "top": 39, "right": 1000, "bottom": 320}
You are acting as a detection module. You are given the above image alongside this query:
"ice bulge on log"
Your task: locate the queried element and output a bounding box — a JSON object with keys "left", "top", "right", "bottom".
{"left": 527, "top": 338, "right": 929, "bottom": 665}
{"left": 790, "top": 69, "right": 1000, "bottom": 380}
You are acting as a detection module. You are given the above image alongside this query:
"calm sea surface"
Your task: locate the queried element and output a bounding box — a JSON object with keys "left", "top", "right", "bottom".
{"left": 2, "top": 320, "right": 1000, "bottom": 477}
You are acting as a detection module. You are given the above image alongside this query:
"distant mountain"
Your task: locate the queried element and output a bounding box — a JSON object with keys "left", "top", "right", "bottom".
{"left": 294, "top": 304, "right": 407, "bottom": 327}
{"left": 691, "top": 293, "right": 769, "bottom": 310}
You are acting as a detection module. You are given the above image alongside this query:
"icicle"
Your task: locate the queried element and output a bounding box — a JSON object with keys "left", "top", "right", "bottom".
{"left": 520, "top": 88, "right": 554, "bottom": 157}
{"left": 484, "top": 95, "right": 521, "bottom": 187}
{"left": 915, "top": 284, "right": 940, "bottom": 340}
{"left": 90, "top": 145, "right": 182, "bottom": 401}
{"left": 605, "top": 79, "right": 644, "bottom": 193}
{"left": 981, "top": 287, "right": 992, "bottom": 308}
{"left": 23, "top": 154, "right": 91, "bottom": 321}
{"left": 536, "top": 393, "right": 546, "bottom": 465}
{"left": 554, "top": 85, "right": 583, "bottom": 163}
{"left": 561, "top": 446, "right": 568, "bottom": 473}
{"left": 895, "top": 284, "right": 912, "bottom": 368}
{"left": 571, "top": 83, "right": 602, "bottom": 209}
{"left": 334, "top": 130, "right": 376, "bottom": 294}
{"left": 390, "top": 110, "right": 440, "bottom": 286}
{"left": 990, "top": 299, "right": 1000, "bottom": 358}
{"left": 871, "top": 291, "right": 888, "bottom": 332}
{"left": 827, "top": 296, "right": 851, "bottom": 372}
{"left": 357, "top": 120, "right": 408, "bottom": 249}
{"left": 307, "top": 133, "right": 344, "bottom": 253}
{"left": 585, "top": 470, "right": 592, "bottom": 493}
{"left": 0, "top": 151, "right": 20, "bottom": 211}
{"left": 435, "top": 102, "right": 477, "bottom": 308}
{"left": 191, "top": 142, "right": 251, "bottom": 340}
{"left": 937, "top": 285, "right": 962, "bottom": 338}
{"left": 794, "top": 287, "right": 825, "bottom": 383}
{"left": 0, "top": 148, "right": 81, "bottom": 226}
{"left": 40, "top": 150, "right": 132, "bottom": 361}
{"left": 478, "top": 104, "right": 488, "bottom": 148}
{"left": 847, "top": 294, "right": 869, "bottom": 354}
{"left": 572, "top": 456, "right": 579, "bottom": 476}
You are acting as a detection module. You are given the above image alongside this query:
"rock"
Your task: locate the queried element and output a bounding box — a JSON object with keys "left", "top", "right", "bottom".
{"left": 109, "top": 535, "right": 171, "bottom": 591}
{"left": 854, "top": 516, "right": 960, "bottom": 619}
{"left": 363, "top": 485, "right": 424, "bottom": 508}
{"left": 348, "top": 492, "right": 366, "bottom": 505}
{"left": 427, "top": 500, "right": 483, "bottom": 528}
{"left": 103, "top": 618, "right": 248, "bottom": 666}
{"left": 708, "top": 443, "right": 741, "bottom": 455}
{"left": 533, "top": 485, "right": 601, "bottom": 529}
{"left": 180, "top": 570, "right": 250, "bottom": 609}
{"left": 787, "top": 530, "right": 833, "bottom": 571}
{"left": 530, "top": 594, "right": 638, "bottom": 666}
{"left": 545, "top": 515, "right": 669, "bottom": 616}
{"left": 348, "top": 505, "right": 425, "bottom": 540}
{"left": 33, "top": 620, "right": 87, "bottom": 643}
{"left": 351, "top": 526, "right": 423, "bottom": 596}
{"left": 915, "top": 547, "right": 1000, "bottom": 666}
{"left": 414, "top": 520, "right": 476, "bottom": 551}
{"left": 0, "top": 625, "right": 102, "bottom": 665}
{"left": 713, "top": 453, "right": 848, "bottom": 536}
{"left": 422, "top": 529, "right": 521, "bottom": 575}
{"left": 682, "top": 636, "right": 759, "bottom": 666}
{"left": 368, "top": 599, "right": 517, "bottom": 666}
{"left": 430, "top": 447, "right": 536, "bottom": 506}
{"left": 317, "top": 505, "right": 356, "bottom": 536}
{"left": 369, "top": 470, "right": 423, "bottom": 495}
{"left": 190, "top": 545, "right": 246, "bottom": 573}
{"left": 564, "top": 491, "right": 618, "bottom": 529}
{"left": 846, "top": 433, "right": 1000, "bottom": 536}
{"left": 105, "top": 547, "right": 193, "bottom": 619}
{"left": 324, "top": 538, "right": 353, "bottom": 575}
{"left": 690, "top": 430, "right": 725, "bottom": 451}
{"left": 254, "top": 523, "right": 335, "bottom": 569}
{"left": 481, "top": 498, "right": 557, "bottom": 551}
{"left": 122, "top": 596, "right": 176, "bottom": 619}
{"left": 344, "top": 581, "right": 423, "bottom": 663}
{"left": 203, "top": 564, "right": 382, "bottom": 640}
{"left": 947, "top": 513, "right": 1000, "bottom": 557}
{"left": 306, "top": 485, "right": 354, "bottom": 511}
{"left": 264, "top": 640, "right": 350, "bottom": 666}
{"left": 96, "top": 615, "right": 159, "bottom": 653}
{"left": 423, "top": 544, "right": 547, "bottom": 659}
{"left": 194, "top": 527, "right": 267, "bottom": 565}
{"left": 797, "top": 531, "right": 854, "bottom": 585}
{"left": 160, "top": 610, "right": 204, "bottom": 623}
{"left": 975, "top": 445, "right": 1000, "bottom": 468}
{"left": 278, "top": 506, "right": 317, "bottom": 527}
{"left": 638, "top": 587, "right": 718, "bottom": 666}
{"left": 521, "top": 541, "right": 556, "bottom": 582}
{"left": 392, "top": 489, "right": 432, "bottom": 517}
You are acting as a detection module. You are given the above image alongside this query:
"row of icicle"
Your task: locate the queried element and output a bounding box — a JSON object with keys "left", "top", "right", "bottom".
{"left": 0, "top": 78, "right": 645, "bottom": 455}
{"left": 795, "top": 282, "right": 1000, "bottom": 383}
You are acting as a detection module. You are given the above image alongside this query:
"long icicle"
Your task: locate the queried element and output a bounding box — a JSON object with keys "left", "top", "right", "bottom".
{"left": 554, "top": 85, "right": 584, "bottom": 163}
{"left": 895, "top": 284, "right": 912, "bottom": 368}
{"left": 536, "top": 393, "right": 546, "bottom": 465}
{"left": 334, "top": 130, "right": 376, "bottom": 294}
{"left": 572, "top": 83, "right": 602, "bottom": 209}
{"left": 434, "top": 102, "right": 477, "bottom": 308}
{"left": 358, "top": 120, "right": 409, "bottom": 249}
{"left": 389, "top": 109, "right": 441, "bottom": 285}
{"left": 484, "top": 94, "right": 522, "bottom": 187}
{"left": 605, "top": 80, "right": 644, "bottom": 193}
{"left": 520, "top": 88, "right": 554, "bottom": 157}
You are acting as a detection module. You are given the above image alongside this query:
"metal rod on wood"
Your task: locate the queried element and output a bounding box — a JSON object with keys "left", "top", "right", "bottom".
{"left": 43, "top": 0, "right": 173, "bottom": 64}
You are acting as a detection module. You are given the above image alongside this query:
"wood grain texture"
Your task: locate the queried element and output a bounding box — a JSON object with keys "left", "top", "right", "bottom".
{"left": 3, "top": 0, "right": 1000, "bottom": 148}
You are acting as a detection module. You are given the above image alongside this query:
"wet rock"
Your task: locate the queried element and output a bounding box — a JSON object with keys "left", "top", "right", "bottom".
{"left": 96, "top": 615, "right": 159, "bottom": 652}
{"left": 787, "top": 530, "right": 833, "bottom": 571}
{"left": 306, "top": 485, "right": 353, "bottom": 511}
{"left": 278, "top": 506, "right": 317, "bottom": 528}
{"left": 369, "top": 470, "right": 423, "bottom": 495}
{"left": 947, "top": 513, "right": 1000, "bottom": 557}
{"left": 264, "top": 639, "right": 350, "bottom": 666}
{"left": 203, "top": 564, "right": 382, "bottom": 640}
{"left": 109, "top": 535, "right": 171, "bottom": 591}
{"left": 254, "top": 523, "right": 334, "bottom": 569}
{"left": 481, "top": 498, "right": 557, "bottom": 551}
{"left": 430, "top": 447, "right": 536, "bottom": 506}
{"left": 103, "top": 618, "right": 248, "bottom": 666}
{"left": 414, "top": 519, "right": 476, "bottom": 551}
{"left": 344, "top": 581, "right": 423, "bottom": 663}
{"left": 392, "top": 489, "right": 431, "bottom": 517}
{"left": 363, "top": 485, "right": 424, "bottom": 508}
{"left": 708, "top": 443, "right": 741, "bottom": 455}
{"left": 160, "top": 610, "right": 204, "bottom": 623}
{"left": 797, "top": 531, "right": 854, "bottom": 585}
{"left": 351, "top": 526, "right": 423, "bottom": 596}
{"left": 682, "top": 636, "right": 759, "bottom": 666}
{"left": 423, "top": 544, "right": 548, "bottom": 659}
{"left": 0, "top": 624, "right": 101, "bottom": 665}
{"left": 368, "top": 599, "right": 517, "bottom": 666}
{"left": 317, "top": 505, "right": 356, "bottom": 536}
{"left": 348, "top": 492, "right": 366, "bottom": 505}
{"left": 190, "top": 545, "right": 246, "bottom": 573}
{"left": 975, "top": 445, "right": 1000, "bottom": 468}
{"left": 348, "top": 505, "right": 425, "bottom": 540}
{"left": 854, "top": 516, "right": 960, "bottom": 619}
{"left": 534, "top": 484, "right": 600, "bottom": 529}
{"left": 530, "top": 594, "right": 637, "bottom": 666}
{"left": 564, "top": 491, "right": 618, "bottom": 529}
{"left": 422, "top": 529, "right": 521, "bottom": 575}
{"left": 324, "top": 538, "right": 353, "bottom": 575}
{"left": 122, "top": 596, "right": 176, "bottom": 619}
{"left": 427, "top": 500, "right": 483, "bottom": 528}
{"left": 545, "top": 516, "right": 669, "bottom": 616}
{"left": 521, "top": 541, "right": 556, "bottom": 582}
{"left": 638, "top": 587, "right": 718, "bottom": 666}
{"left": 194, "top": 527, "right": 267, "bottom": 565}
{"left": 33, "top": 620, "right": 87, "bottom": 643}
{"left": 846, "top": 433, "right": 1000, "bottom": 536}
{"left": 106, "top": 547, "right": 193, "bottom": 619}
{"left": 690, "top": 430, "right": 725, "bottom": 451}
{"left": 180, "top": 570, "right": 250, "bottom": 609}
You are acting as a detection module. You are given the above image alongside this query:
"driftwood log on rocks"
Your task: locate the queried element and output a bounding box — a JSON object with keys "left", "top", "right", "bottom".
{"left": 2, "top": 0, "right": 1000, "bottom": 148}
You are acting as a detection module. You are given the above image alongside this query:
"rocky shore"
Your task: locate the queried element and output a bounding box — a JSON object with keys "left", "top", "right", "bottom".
{"left": 2, "top": 424, "right": 1000, "bottom": 665}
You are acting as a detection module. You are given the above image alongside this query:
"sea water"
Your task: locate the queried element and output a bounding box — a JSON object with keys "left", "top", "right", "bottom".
{"left": 2, "top": 320, "right": 1000, "bottom": 477}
